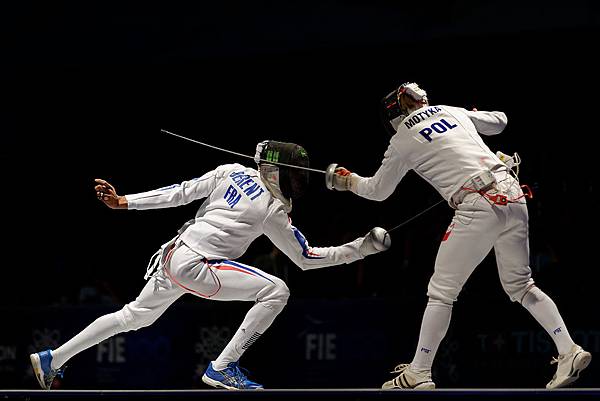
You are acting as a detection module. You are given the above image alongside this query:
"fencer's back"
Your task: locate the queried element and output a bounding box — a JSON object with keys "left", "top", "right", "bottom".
{"left": 391, "top": 105, "right": 504, "bottom": 201}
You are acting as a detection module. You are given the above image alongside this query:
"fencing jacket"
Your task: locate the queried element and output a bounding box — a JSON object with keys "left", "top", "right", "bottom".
{"left": 353, "top": 105, "right": 508, "bottom": 206}
{"left": 126, "top": 163, "right": 364, "bottom": 269}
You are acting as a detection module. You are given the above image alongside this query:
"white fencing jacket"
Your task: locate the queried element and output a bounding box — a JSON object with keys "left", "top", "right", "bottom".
{"left": 126, "top": 163, "right": 364, "bottom": 269}
{"left": 353, "top": 105, "right": 508, "bottom": 206}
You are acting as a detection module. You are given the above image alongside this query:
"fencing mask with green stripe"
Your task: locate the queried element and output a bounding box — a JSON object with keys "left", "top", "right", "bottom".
{"left": 254, "top": 140, "right": 310, "bottom": 208}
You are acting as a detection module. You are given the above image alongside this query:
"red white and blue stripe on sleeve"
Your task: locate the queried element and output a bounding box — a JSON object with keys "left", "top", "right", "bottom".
{"left": 292, "top": 226, "right": 325, "bottom": 259}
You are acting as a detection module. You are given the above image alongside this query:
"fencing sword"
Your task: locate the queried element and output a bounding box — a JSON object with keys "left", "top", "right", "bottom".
{"left": 386, "top": 199, "right": 445, "bottom": 234}
{"left": 161, "top": 129, "right": 327, "bottom": 174}
{"left": 161, "top": 128, "right": 445, "bottom": 234}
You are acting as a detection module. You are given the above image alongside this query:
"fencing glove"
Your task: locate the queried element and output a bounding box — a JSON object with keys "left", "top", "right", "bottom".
{"left": 359, "top": 227, "right": 391, "bottom": 257}
{"left": 326, "top": 163, "right": 358, "bottom": 191}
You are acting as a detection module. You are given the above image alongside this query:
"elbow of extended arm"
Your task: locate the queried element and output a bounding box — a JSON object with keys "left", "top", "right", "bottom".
{"left": 370, "top": 191, "right": 391, "bottom": 202}
{"left": 360, "top": 187, "right": 392, "bottom": 202}
{"left": 354, "top": 177, "right": 392, "bottom": 201}
{"left": 296, "top": 261, "right": 310, "bottom": 271}
{"left": 293, "top": 255, "right": 327, "bottom": 271}
{"left": 294, "top": 259, "right": 311, "bottom": 271}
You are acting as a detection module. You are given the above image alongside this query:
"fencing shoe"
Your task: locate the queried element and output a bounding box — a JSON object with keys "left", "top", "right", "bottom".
{"left": 202, "top": 361, "right": 263, "bottom": 390}
{"left": 546, "top": 344, "right": 592, "bottom": 389}
{"left": 382, "top": 363, "right": 435, "bottom": 389}
{"left": 30, "top": 350, "right": 64, "bottom": 390}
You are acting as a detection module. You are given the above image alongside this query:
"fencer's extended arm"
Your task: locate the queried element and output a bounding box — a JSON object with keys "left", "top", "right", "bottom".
{"left": 124, "top": 164, "right": 233, "bottom": 210}
{"left": 263, "top": 206, "right": 389, "bottom": 271}
{"left": 463, "top": 109, "right": 507, "bottom": 135}
{"left": 342, "top": 144, "right": 407, "bottom": 201}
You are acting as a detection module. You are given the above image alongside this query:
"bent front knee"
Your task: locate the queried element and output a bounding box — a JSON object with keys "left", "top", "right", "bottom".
{"left": 259, "top": 277, "right": 290, "bottom": 307}
{"left": 272, "top": 278, "right": 290, "bottom": 304}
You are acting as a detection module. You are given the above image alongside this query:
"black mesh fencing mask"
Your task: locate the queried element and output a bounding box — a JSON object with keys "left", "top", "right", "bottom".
{"left": 256, "top": 141, "right": 310, "bottom": 201}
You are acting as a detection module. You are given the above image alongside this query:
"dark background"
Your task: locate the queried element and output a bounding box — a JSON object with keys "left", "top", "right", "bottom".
{"left": 1, "top": 0, "right": 598, "bottom": 389}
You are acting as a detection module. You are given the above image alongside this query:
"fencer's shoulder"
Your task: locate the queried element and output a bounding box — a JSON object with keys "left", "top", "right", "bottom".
{"left": 264, "top": 198, "right": 290, "bottom": 220}
{"left": 438, "top": 105, "right": 466, "bottom": 114}
{"left": 269, "top": 197, "right": 288, "bottom": 212}
{"left": 216, "top": 163, "right": 258, "bottom": 176}
{"left": 217, "top": 162, "right": 246, "bottom": 171}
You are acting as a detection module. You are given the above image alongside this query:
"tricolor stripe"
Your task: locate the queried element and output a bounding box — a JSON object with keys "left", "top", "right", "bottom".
{"left": 163, "top": 247, "right": 222, "bottom": 298}
{"left": 292, "top": 226, "right": 325, "bottom": 259}
{"left": 210, "top": 260, "right": 275, "bottom": 284}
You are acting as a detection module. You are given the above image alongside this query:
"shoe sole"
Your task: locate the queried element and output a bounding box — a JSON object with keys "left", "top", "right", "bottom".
{"left": 30, "top": 353, "right": 49, "bottom": 390}
{"left": 414, "top": 382, "right": 436, "bottom": 389}
{"left": 548, "top": 351, "right": 592, "bottom": 389}
{"left": 382, "top": 379, "right": 436, "bottom": 390}
{"left": 201, "top": 374, "right": 264, "bottom": 390}
{"left": 202, "top": 374, "right": 237, "bottom": 390}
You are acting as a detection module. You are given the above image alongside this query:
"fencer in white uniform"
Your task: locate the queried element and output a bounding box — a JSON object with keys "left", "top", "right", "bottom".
{"left": 328, "top": 83, "right": 590, "bottom": 389}
{"left": 30, "top": 140, "right": 390, "bottom": 390}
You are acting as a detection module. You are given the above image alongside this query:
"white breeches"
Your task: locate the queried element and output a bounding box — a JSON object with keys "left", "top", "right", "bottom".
{"left": 116, "top": 241, "right": 290, "bottom": 332}
{"left": 428, "top": 175, "right": 534, "bottom": 305}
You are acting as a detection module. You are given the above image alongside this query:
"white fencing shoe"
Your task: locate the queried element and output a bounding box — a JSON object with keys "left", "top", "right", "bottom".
{"left": 546, "top": 344, "right": 591, "bottom": 389}
{"left": 382, "top": 363, "right": 435, "bottom": 389}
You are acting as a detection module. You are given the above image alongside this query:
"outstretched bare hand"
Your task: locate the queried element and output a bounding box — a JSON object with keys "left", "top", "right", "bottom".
{"left": 94, "top": 178, "right": 127, "bottom": 209}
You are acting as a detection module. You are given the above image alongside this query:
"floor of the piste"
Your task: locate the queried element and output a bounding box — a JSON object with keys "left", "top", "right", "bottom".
{"left": 2, "top": 388, "right": 600, "bottom": 400}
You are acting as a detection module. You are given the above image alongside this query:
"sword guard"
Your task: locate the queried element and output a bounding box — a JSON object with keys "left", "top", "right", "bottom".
{"left": 325, "top": 163, "right": 338, "bottom": 190}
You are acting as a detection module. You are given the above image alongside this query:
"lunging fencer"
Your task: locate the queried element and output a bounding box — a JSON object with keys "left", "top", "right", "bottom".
{"left": 30, "top": 140, "right": 390, "bottom": 390}
{"left": 327, "top": 82, "right": 591, "bottom": 389}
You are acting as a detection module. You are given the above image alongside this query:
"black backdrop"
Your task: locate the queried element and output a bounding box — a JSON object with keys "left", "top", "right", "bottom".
{"left": 2, "top": 0, "right": 598, "bottom": 389}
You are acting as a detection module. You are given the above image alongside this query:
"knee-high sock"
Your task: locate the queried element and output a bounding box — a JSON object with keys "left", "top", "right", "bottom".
{"left": 213, "top": 302, "right": 285, "bottom": 370}
{"left": 50, "top": 312, "right": 123, "bottom": 370}
{"left": 521, "top": 286, "right": 574, "bottom": 355}
{"left": 410, "top": 299, "right": 453, "bottom": 372}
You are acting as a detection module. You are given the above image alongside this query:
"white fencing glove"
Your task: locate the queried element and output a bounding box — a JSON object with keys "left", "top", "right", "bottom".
{"left": 325, "top": 163, "right": 358, "bottom": 191}
{"left": 359, "top": 227, "right": 391, "bottom": 257}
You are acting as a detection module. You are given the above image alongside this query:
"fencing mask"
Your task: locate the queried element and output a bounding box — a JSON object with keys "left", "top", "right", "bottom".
{"left": 255, "top": 140, "right": 310, "bottom": 209}
{"left": 380, "top": 82, "right": 428, "bottom": 136}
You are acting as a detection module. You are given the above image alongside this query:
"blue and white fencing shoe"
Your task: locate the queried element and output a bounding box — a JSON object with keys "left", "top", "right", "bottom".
{"left": 30, "top": 350, "right": 64, "bottom": 390}
{"left": 202, "top": 361, "right": 263, "bottom": 390}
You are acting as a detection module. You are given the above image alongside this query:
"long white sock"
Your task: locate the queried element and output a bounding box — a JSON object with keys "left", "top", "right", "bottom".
{"left": 410, "top": 299, "right": 453, "bottom": 372}
{"left": 521, "top": 286, "right": 574, "bottom": 355}
{"left": 213, "top": 302, "right": 284, "bottom": 370}
{"left": 51, "top": 312, "right": 123, "bottom": 370}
